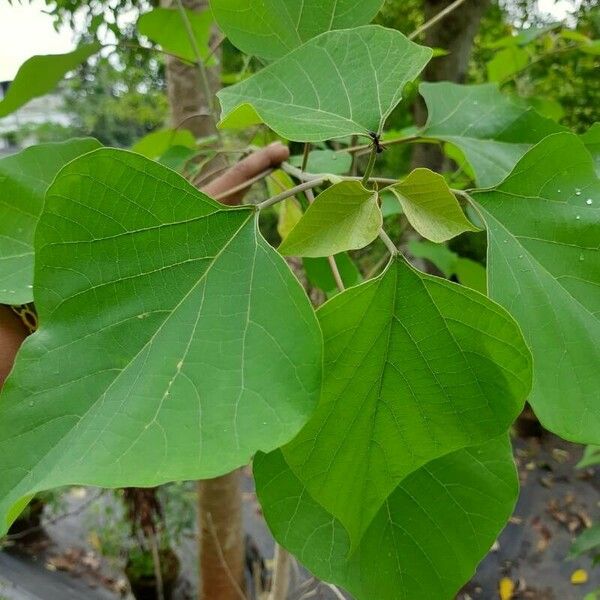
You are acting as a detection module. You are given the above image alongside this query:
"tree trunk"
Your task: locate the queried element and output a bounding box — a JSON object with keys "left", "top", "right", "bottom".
{"left": 412, "top": 0, "right": 491, "bottom": 170}
{"left": 161, "top": 3, "right": 246, "bottom": 599}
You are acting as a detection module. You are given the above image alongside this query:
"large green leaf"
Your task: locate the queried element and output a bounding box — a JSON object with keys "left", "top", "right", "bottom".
{"left": 279, "top": 181, "right": 381, "bottom": 257}
{"left": 210, "top": 0, "right": 384, "bottom": 61}
{"left": 283, "top": 257, "right": 531, "bottom": 546}
{"left": 137, "top": 7, "right": 213, "bottom": 64}
{"left": 386, "top": 168, "right": 479, "bottom": 242}
{"left": 0, "top": 149, "right": 322, "bottom": 535}
{"left": 472, "top": 132, "right": 600, "bottom": 444}
{"left": 218, "top": 26, "right": 432, "bottom": 142}
{"left": 0, "top": 44, "right": 100, "bottom": 118}
{"left": 0, "top": 138, "right": 101, "bottom": 304}
{"left": 255, "top": 436, "right": 518, "bottom": 600}
{"left": 420, "top": 82, "right": 565, "bottom": 187}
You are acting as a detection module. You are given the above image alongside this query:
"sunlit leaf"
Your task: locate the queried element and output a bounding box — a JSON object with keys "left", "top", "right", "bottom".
{"left": 487, "top": 46, "right": 529, "bottom": 82}
{"left": 267, "top": 170, "right": 304, "bottom": 241}
{"left": 279, "top": 181, "right": 381, "bottom": 257}
{"left": 138, "top": 7, "right": 213, "bottom": 63}
{"left": 210, "top": 0, "right": 385, "bottom": 60}
{"left": 420, "top": 82, "right": 565, "bottom": 186}
{"left": 0, "top": 138, "right": 101, "bottom": 304}
{"left": 0, "top": 44, "right": 100, "bottom": 118}
{"left": 0, "top": 149, "right": 322, "bottom": 535}
{"left": 472, "top": 132, "right": 600, "bottom": 443}
{"left": 386, "top": 168, "right": 479, "bottom": 242}
{"left": 218, "top": 26, "right": 432, "bottom": 142}
{"left": 255, "top": 436, "right": 518, "bottom": 600}
{"left": 282, "top": 257, "right": 531, "bottom": 545}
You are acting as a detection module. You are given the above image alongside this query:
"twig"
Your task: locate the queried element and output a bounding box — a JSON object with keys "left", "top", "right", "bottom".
{"left": 379, "top": 229, "right": 399, "bottom": 256}
{"left": 280, "top": 162, "right": 397, "bottom": 185}
{"left": 269, "top": 545, "right": 291, "bottom": 600}
{"left": 339, "top": 134, "right": 419, "bottom": 155}
{"left": 149, "top": 530, "right": 165, "bottom": 600}
{"left": 361, "top": 144, "right": 378, "bottom": 187}
{"left": 409, "top": 0, "right": 470, "bottom": 40}
{"left": 257, "top": 178, "right": 326, "bottom": 210}
{"left": 213, "top": 168, "right": 274, "bottom": 200}
{"left": 205, "top": 512, "right": 247, "bottom": 600}
{"left": 327, "top": 256, "right": 346, "bottom": 292}
{"left": 324, "top": 583, "right": 347, "bottom": 600}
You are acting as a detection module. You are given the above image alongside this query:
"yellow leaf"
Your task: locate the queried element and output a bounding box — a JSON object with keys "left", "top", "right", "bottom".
{"left": 276, "top": 198, "right": 303, "bottom": 241}
{"left": 571, "top": 569, "right": 589, "bottom": 584}
{"left": 499, "top": 577, "right": 515, "bottom": 600}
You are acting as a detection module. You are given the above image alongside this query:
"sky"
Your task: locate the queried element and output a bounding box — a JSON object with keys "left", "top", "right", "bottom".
{"left": 0, "top": 0, "right": 580, "bottom": 81}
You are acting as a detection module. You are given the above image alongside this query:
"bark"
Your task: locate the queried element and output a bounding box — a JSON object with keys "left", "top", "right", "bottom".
{"left": 197, "top": 471, "right": 245, "bottom": 600}
{"left": 161, "top": 2, "right": 246, "bottom": 598}
{"left": 412, "top": 0, "right": 491, "bottom": 170}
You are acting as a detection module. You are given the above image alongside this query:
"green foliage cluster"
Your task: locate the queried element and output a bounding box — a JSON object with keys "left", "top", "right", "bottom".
{"left": 0, "top": 2, "right": 598, "bottom": 599}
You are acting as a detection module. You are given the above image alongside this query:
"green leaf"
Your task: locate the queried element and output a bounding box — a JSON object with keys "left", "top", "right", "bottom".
{"left": 408, "top": 240, "right": 458, "bottom": 277}
{"left": 0, "top": 44, "right": 100, "bottom": 118}
{"left": 218, "top": 26, "right": 432, "bottom": 142}
{"left": 267, "top": 170, "right": 304, "bottom": 241}
{"left": 132, "top": 129, "right": 197, "bottom": 160}
{"left": 255, "top": 436, "right": 518, "bottom": 600}
{"left": 279, "top": 181, "right": 381, "bottom": 257}
{"left": 582, "top": 123, "right": 600, "bottom": 177}
{"left": 304, "top": 254, "right": 362, "bottom": 295}
{"left": 210, "top": 0, "right": 385, "bottom": 61}
{"left": 571, "top": 525, "right": 600, "bottom": 558}
{"left": 0, "top": 138, "right": 102, "bottom": 304}
{"left": 158, "top": 145, "right": 197, "bottom": 172}
{"left": 577, "top": 446, "right": 600, "bottom": 469}
{"left": 0, "top": 149, "right": 322, "bottom": 536}
{"left": 420, "top": 82, "right": 565, "bottom": 186}
{"left": 138, "top": 7, "right": 213, "bottom": 63}
{"left": 289, "top": 150, "right": 352, "bottom": 175}
{"left": 472, "top": 132, "right": 600, "bottom": 443}
{"left": 486, "top": 46, "right": 529, "bottom": 82}
{"left": 386, "top": 168, "right": 479, "bottom": 242}
{"left": 282, "top": 257, "right": 531, "bottom": 546}
{"left": 454, "top": 258, "right": 487, "bottom": 294}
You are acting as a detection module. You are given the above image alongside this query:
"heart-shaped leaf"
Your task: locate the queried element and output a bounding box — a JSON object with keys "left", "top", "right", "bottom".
{"left": 472, "top": 132, "right": 600, "bottom": 444}
{"left": 138, "top": 7, "right": 213, "bottom": 64}
{"left": 0, "top": 149, "right": 322, "bottom": 535}
{"left": 218, "top": 26, "right": 432, "bottom": 142}
{"left": 279, "top": 181, "right": 381, "bottom": 257}
{"left": 0, "top": 138, "right": 101, "bottom": 304}
{"left": 386, "top": 168, "right": 479, "bottom": 242}
{"left": 210, "top": 0, "right": 384, "bottom": 60}
{"left": 255, "top": 436, "right": 518, "bottom": 600}
{"left": 420, "top": 82, "right": 565, "bottom": 186}
{"left": 0, "top": 44, "right": 100, "bottom": 118}
{"left": 283, "top": 257, "right": 531, "bottom": 546}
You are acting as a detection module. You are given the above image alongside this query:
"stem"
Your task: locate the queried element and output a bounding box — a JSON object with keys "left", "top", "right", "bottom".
{"left": 341, "top": 134, "right": 419, "bottom": 155}
{"left": 150, "top": 531, "right": 165, "bottom": 600}
{"left": 301, "top": 143, "right": 311, "bottom": 172}
{"left": 175, "top": 0, "right": 221, "bottom": 136}
{"left": 257, "top": 178, "right": 325, "bottom": 210}
{"left": 361, "top": 145, "right": 378, "bottom": 187}
{"left": 269, "top": 545, "right": 291, "bottom": 600}
{"left": 213, "top": 168, "right": 274, "bottom": 200}
{"left": 327, "top": 256, "right": 346, "bottom": 292}
{"left": 409, "top": 0, "right": 469, "bottom": 40}
{"left": 379, "top": 229, "right": 399, "bottom": 256}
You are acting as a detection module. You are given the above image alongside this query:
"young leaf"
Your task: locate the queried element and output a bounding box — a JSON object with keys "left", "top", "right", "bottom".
{"left": 472, "top": 132, "right": 600, "bottom": 444}
{"left": 279, "top": 181, "right": 381, "bottom": 257}
{"left": 282, "top": 257, "right": 532, "bottom": 546}
{"left": 570, "top": 525, "right": 600, "bottom": 558}
{"left": 0, "top": 138, "right": 102, "bottom": 304}
{"left": 137, "top": 7, "right": 213, "bottom": 63}
{"left": 132, "top": 128, "right": 197, "bottom": 160}
{"left": 0, "top": 149, "right": 322, "bottom": 535}
{"left": 210, "top": 0, "right": 385, "bottom": 61}
{"left": 386, "top": 168, "right": 479, "bottom": 242}
{"left": 255, "top": 436, "right": 518, "bottom": 600}
{"left": 267, "top": 170, "right": 304, "bottom": 240}
{"left": 218, "top": 26, "right": 432, "bottom": 142}
{"left": 0, "top": 44, "right": 100, "bottom": 118}
{"left": 420, "top": 82, "right": 565, "bottom": 186}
